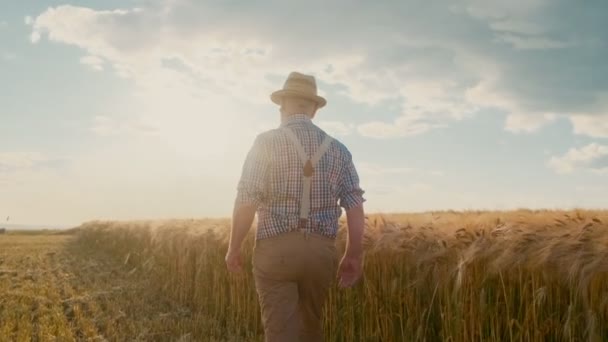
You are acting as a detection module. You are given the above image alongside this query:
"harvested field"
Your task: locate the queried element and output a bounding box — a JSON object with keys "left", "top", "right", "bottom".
{"left": 0, "top": 234, "right": 209, "bottom": 341}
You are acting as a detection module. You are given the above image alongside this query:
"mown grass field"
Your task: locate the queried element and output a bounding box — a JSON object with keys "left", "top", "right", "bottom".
{"left": 0, "top": 233, "right": 213, "bottom": 341}
{"left": 2, "top": 210, "right": 608, "bottom": 341}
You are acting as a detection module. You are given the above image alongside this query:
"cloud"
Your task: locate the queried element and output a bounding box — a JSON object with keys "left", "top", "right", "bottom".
{"left": 568, "top": 93, "right": 608, "bottom": 137}
{"left": 30, "top": 31, "right": 41, "bottom": 43}
{"left": 0, "top": 152, "right": 68, "bottom": 174}
{"left": 317, "top": 121, "right": 354, "bottom": 137}
{"left": 0, "top": 152, "right": 46, "bottom": 172}
{"left": 488, "top": 18, "right": 545, "bottom": 36}
{"left": 505, "top": 113, "right": 556, "bottom": 133}
{"left": 410, "top": 182, "right": 433, "bottom": 192}
{"left": 0, "top": 21, "right": 7, "bottom": 28}
{"left": 28, "top": 1, "right": 608, "bottom": 139}
{"left": 80, "top": 55, "right": 104, "bottom": 71}
{"left": 464, "top": 0, "right": 608, "bottom": 132}
{"left": 358, "top": 162, "right": 414, "bottom": 177}
{"left": 571, "top": 115, "right": 608, "bottom": 138}
{"left": 548, "top": 143, "right": 608, "bottom": 174}
{"left": 465, "top": 0, "right": 548, "bottom": 19}
{"left": 476, "top": 10, "right": 572, "bottom": 50}
{"left": 357, "top": 121, "right": 402, "bottom": 139}
{"left": 91, "top": 115, "right": 159, "bottom": 137}
{"left": 357, "top": 162, "right": 445, "bottom": 182}
{"left": 362, "top": 180, "right": 448, "bottom": 213}
{"left": 496, "top": 34, "right": 571, "bottom": 50}
{"left": 357, "top": 117, "right": 442, "bottom": 139}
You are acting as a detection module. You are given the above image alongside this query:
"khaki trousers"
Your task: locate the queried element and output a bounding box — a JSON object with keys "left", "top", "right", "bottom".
{"left": 252, "top": 231, "right": 338, "bottom": 342}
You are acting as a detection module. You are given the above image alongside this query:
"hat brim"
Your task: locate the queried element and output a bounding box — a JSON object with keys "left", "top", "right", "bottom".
{"left": 271, "top": 89, "right": 327, "bottom": 108}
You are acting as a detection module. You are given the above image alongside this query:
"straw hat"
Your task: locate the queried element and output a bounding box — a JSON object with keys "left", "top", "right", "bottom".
{"left": 270, "top": 72, "right": 327, "bottom": 108}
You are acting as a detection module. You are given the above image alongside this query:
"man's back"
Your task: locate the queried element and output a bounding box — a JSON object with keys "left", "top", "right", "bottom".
{"left": 237, "top": 113, "right": 364, "bottom": 240}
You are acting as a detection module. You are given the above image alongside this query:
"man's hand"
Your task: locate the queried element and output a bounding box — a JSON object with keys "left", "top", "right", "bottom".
{"left": 225, "top": 248, "right": 243, "bottom": 273}
{"left": 339, "top": 204, "right": 365, "bottom": 288}
{"left": 226, "top": 203, "right": 257, "bottom": 274}
{"left": 337, "top": 253, "right": 363, "bottom": 288}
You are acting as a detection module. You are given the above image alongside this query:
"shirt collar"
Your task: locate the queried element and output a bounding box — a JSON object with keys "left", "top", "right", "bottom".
{"left": 280, "top": 114, "right": 312, "bottom": 127}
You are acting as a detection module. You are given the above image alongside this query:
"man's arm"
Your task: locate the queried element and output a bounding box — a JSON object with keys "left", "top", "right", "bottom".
{"left": 337, "top": 203, "right": 365, "bottom": 288}
{"left": 344, "top": 204, "right": 365, "bottom": 258}
{"left": 336, "top": 150, "right": 366, "bottom": 287}
{"left": 225, "top": 135, "right": 269, "bottom": 273}
{"left": 227, "top": 202, "right": 257, "bottom": 254}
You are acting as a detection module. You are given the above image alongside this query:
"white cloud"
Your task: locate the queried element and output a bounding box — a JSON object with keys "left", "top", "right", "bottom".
{"left": 358, "top": 116, "right": 444, "bottom": 139}
{"left": 0, "top": 152, "right": 47, "bottom": 171}
{"left": 27, "top": 1, "right": 608, "bottom": 141}
{"left": 91, "top": 115, "right": 159, "bottom": 137}
{"left": 484, "top": 15, "right": 571, "bottom": 50}
{"left": 24, "top": 16, "right": 33, "bottom": 25}
{"left": 357, "top": 121, "right": 404, "bottom": 139}
{"left": 80, "top": 55, "right": 104, "bottom": 71}
{"left": 410, "top": 182, "right": 433, "bottom": 192}
{"left": 30, "top": 31, "right": 41, "bottom": 43}
{"left": 317, "top": 121, "right": 354, "bottom": 137}
{"left": 24, "top": 3, "right": 484, "bottom": 140}
{"left": 358, "top": 162, "right": 444, "bottom": 180}
{"left": 489, "top": 19, "right": 545, "bottom": 35}
{"left": 548, "top": 143, "right": 608, "bottom": 174}
{"left": 357, "top": 121, "right": 421, "bottom": 139}
{"left": 571, "top": 115, "right": 608, "bottom": 138}
{"left": 496, "top": 34, "right": 570, "bottom": 50}
{"left": 466, "top": 75, "right": 559, "bottom": 133}
{"left": 505, "top": 113, "right": 556, "bottom": 133}
{"left": 358, "top": 162, "right": 414, "bottom": 177}
{"left": 465, "top": 0, "right": 547, "bottom": 20}
{"left": 0, "top": 152, "right": 68, "bottom": 187}
{"left": 567, "top": 93, "right": 608, "bottom": 138}
{"left": 362, "top": 181, "right": 455, "bottom": 213}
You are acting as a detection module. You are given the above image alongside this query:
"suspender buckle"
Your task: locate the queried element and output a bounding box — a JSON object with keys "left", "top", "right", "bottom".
{"left": 303, "top": 160, "right": 314, "bottom": 177}
{"left": 298, "top": 219, "right": 308, "bottom": 229}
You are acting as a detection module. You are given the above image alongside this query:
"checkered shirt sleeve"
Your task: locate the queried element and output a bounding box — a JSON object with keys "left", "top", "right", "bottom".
{"left": 338, "top": 150, "right": 365, "bottom": 210}
{"left": 235, "top": 135, "right": 269, "bottom": 208}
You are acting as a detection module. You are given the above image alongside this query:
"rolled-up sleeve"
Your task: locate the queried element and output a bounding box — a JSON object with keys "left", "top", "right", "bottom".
{"left": 337, "top": 151, "right": 365, "bottom": 210}
{"left": 235, "top": 135, "right": 270, "bottom": 208}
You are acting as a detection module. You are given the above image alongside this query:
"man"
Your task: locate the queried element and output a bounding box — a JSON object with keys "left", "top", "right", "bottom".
{"left": 225, "top": 71, "right": 366, "bottom": 342}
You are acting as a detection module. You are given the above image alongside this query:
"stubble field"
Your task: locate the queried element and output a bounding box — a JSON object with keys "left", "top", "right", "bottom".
{"left": 1, "top": 210, "right": 608, "bottom": 341}
{"left": 0, "top": 233, "right": 208, "bottom": 341}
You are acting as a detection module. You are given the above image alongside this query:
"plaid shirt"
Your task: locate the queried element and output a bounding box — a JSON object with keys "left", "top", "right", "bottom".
{"left": 236, "top": 114, "right": 365, "bottom": 240}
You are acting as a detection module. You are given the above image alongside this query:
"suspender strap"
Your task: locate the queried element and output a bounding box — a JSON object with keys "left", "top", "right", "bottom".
{"left": 283, "top": 128, "right": 334, "bottom": 227}
{"left": 283, "top": 128, "right": 309, "bottom": 164}
{"left": 313, "top": 136, "right": 334, "bottom": 165}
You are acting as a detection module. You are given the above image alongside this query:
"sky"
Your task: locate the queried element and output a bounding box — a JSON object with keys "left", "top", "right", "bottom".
{"left": 1, "top": 0, "right": 608, "bottom": 226}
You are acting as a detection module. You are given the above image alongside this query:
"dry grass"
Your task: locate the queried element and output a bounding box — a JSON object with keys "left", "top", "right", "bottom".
{"left": 0, "top": 233, "right": 217, "bottom": 341}
{"left": 68, "top": 209, "right": 608, "bottom": 341}
{"left": 2, "top": 210, "right": 607, "bottom": 341}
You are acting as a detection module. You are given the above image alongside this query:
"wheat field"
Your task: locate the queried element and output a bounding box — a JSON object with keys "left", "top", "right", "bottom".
{"left": 2, "top": 210, "right": 608, "bottom": 341}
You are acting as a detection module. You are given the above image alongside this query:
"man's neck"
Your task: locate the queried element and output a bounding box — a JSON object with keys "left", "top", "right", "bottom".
{"left": 281, "top": 113, "right": 311, "bottom": 125}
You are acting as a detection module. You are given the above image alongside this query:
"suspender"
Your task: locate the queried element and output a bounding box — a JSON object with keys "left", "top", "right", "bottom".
{"left": 283, "top": 128, "right": 334, "bottom": 228}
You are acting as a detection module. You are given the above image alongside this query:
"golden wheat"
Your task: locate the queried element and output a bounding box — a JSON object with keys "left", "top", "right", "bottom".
{"left": 65, "top": 210, "right": 608, "bottom": 341}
